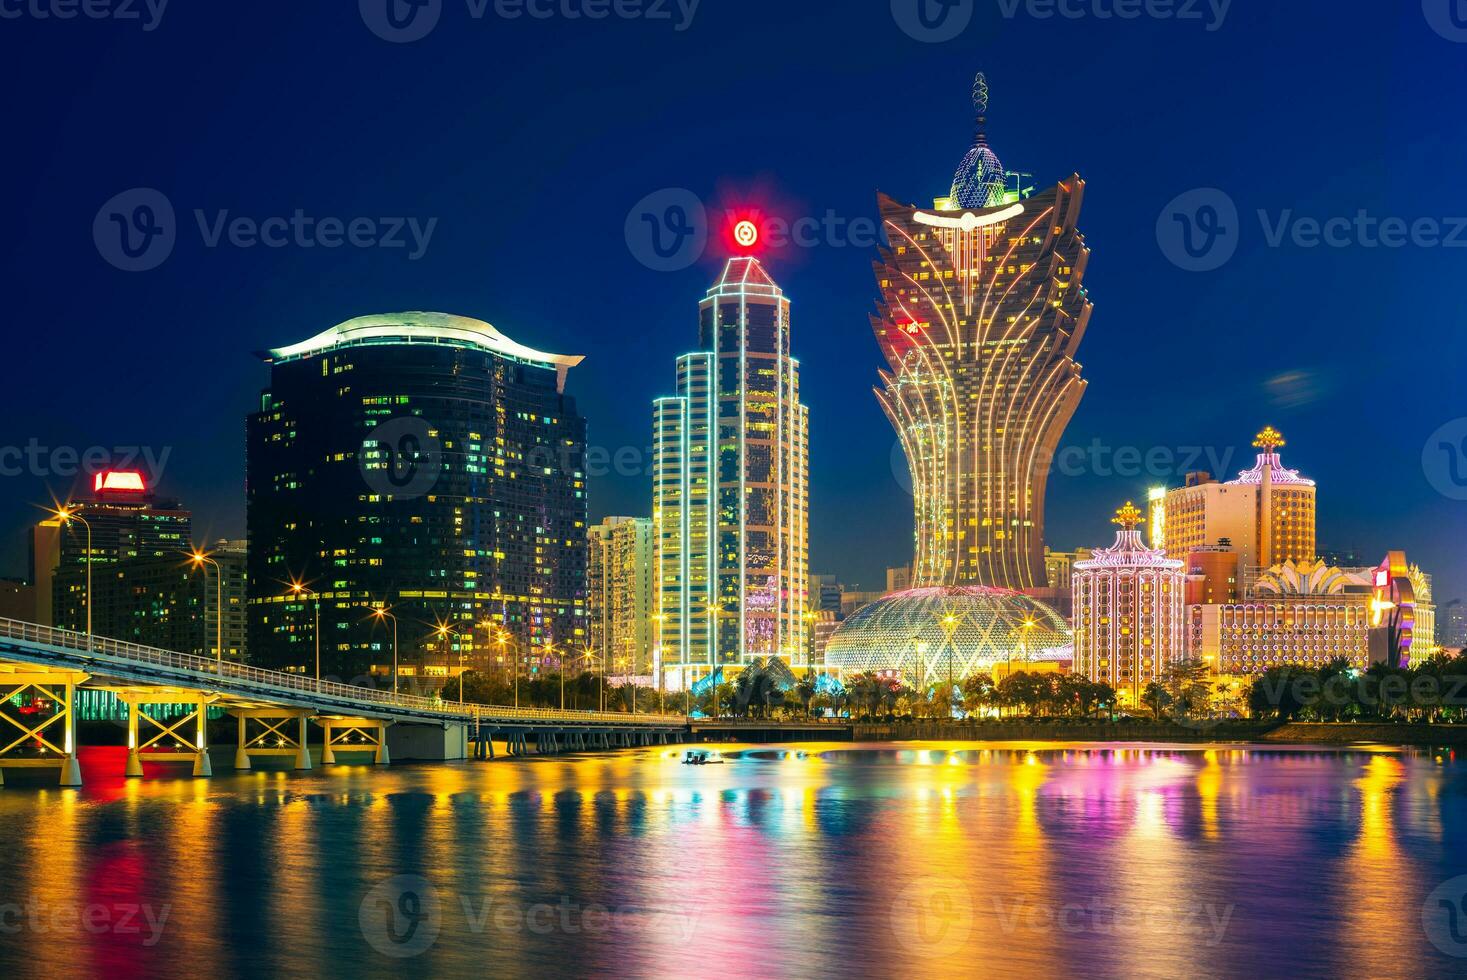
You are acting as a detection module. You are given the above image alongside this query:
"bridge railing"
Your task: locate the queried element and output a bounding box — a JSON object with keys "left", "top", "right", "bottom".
{"left": 0, "top": 617, "right": 685, "bottom": 727}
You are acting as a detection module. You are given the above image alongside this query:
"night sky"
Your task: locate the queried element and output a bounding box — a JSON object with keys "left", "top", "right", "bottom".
{"left": 3, "top": 2, "right": 1464, "bottom": 601}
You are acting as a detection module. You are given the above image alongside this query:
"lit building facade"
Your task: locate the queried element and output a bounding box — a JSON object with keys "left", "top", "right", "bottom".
{"left": 1443, "top": 599, "right": 1467, "bottom": 649}
{"left": 247, "top": 313, "right": 588, "bottom": 677}
{"left": 1163, "top": 427, "right": 1316, "bottom": 590}
{"left": 588, "top": 517, "right": 656, "bottom": 678}
{"left": 654, "top": 258, "right": 809, "bottom": 686}
{"left": 1073, "top": 504, "right": 1185, "bottom": 707}
{"left": 873, "top": 74, "right": 1091, "bottom": 591}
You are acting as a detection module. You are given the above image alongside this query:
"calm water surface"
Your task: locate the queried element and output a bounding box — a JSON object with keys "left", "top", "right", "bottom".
{"left": 1, "top": 742, "right": 1465, "bottom": 979}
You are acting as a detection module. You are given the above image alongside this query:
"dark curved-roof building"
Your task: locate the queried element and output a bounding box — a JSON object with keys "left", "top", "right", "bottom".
{"left": 246, "top": 313, "right": 587, "bottom": 679}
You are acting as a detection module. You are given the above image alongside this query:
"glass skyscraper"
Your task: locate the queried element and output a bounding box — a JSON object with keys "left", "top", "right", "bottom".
{"left": 654, "top": 258, "right": 809, "bottom": 687}
{"left": 246, "top": 313, "right": 588, "bottom": 679}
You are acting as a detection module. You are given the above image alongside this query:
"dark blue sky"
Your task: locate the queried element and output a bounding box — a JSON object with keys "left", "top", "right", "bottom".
{"left": 4, "top": 1, "right": 1465, "bottom": 600}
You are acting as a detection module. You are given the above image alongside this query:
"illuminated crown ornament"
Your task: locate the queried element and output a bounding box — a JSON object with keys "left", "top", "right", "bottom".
{"left": 1253, "top": 426, "right": 1286, "bottom": 451}
{"left": 1112, "top": 502, "right": 1144, "bottom": 529}
{"left": 949, "top": 72, "right": 1007, "bottom": 210}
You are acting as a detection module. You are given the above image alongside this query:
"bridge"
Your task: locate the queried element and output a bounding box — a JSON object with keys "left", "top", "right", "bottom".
{"left": 0, "top": 618, "right": 686, "bottom": 786}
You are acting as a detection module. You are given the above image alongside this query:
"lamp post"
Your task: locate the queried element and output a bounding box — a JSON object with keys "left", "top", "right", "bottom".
{"left": 289, "top": 580, "right": 321, "bottom": 681}
{"left": 53, "top": 506, "right": 93, "bottom": 651}
{"left": 943, "top": 613, "right": 958, "bottom": 721}
{"left": 433, "top": 623, "right": 458, "bottom": 703}
{"left": 372, "top": 607, "right": 399, "bottom": 696}
{"left": 189, "top": 549, "right": 223, "bottom": 664}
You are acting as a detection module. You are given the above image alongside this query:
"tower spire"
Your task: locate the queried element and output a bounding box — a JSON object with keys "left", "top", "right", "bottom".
{"left": 973, "top": 72, "right": 990, "bottom": 147}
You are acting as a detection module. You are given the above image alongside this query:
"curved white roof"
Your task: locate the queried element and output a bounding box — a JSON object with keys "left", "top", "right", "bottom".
{"left": 265, "top": 312, "right": 584, "bottom": 388}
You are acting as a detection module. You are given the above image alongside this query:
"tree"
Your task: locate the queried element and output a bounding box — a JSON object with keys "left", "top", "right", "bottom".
{"left": 1141, "top": 681, "right": 1170, "bottom": 721}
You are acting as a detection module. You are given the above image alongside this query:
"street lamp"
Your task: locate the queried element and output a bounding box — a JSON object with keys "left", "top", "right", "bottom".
{"left": 433, "top": 623, "right": 459, "bottom": 703}
{"left": 580, "top": 642, "right": 604, "bottom": 712}
{"left": 371, "top": 607, "right": 399, "bottom": 696}
{"left": 943, "top": 613, "right": 958, "bottom": 720}
{"left": 289, "top": 580, "right": 321, "bottom": 681}
{"left": 188, "top": 549, "right": 223, "bottom": 663}
{"left": 52, "top": 505, "right": 92, "bottom": 651}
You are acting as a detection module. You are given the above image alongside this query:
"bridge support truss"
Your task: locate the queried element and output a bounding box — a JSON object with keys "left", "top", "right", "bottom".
{"left": 0, "top": 669, "right": 87, "bottom": 787}
{"left": 113, "top": 690, "right": 217, "bottom": 778}
{"left": 230, "top": 709, "right": 315, "bottom": 771}
{"left": 318, "top": 717, "right": 390, "bottom": 765}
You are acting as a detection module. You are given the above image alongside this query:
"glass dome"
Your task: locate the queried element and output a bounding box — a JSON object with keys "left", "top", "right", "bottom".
{"left": 824, "top": 586, "right": 1072, "bottom": 681}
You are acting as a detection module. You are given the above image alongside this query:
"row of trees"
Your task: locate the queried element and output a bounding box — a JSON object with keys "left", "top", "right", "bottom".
{"left": 1247, "top": 654, "right": 1467, "bottom": 723}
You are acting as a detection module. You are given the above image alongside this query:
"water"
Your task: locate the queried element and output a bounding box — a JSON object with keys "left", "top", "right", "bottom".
{"left": 2, "top": 742, "right": 1466, "bottom": 979}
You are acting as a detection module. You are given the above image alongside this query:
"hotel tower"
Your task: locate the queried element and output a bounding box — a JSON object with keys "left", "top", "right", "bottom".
{"left": 654, "top": 257, "right": 810, "bottom": 687}
{"left": 873, "top": 73, "right": 1091, "bottom": 592}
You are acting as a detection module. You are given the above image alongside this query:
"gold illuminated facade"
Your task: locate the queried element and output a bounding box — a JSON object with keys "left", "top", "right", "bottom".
{"left": 588, "top": 517, "right": 656, "bottom": 678}
{"left": 873, "top": 75, "right": 1090, "bottom": 591}
{"left": 1073, "top": 504, "right": 1185, "bottom": 707}
{"left": 654, "top": 257, "right": 809, "bottom": 686}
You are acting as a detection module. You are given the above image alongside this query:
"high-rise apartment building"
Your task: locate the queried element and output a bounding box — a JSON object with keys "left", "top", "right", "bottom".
{"left": 247, "top": 313, "right": 588, "bottom": 677}
{"left": 654, "top": 257, "right": 809, "bottom": 687}
{"left": 588, "top": 517, "right": 656, "bottom": 678}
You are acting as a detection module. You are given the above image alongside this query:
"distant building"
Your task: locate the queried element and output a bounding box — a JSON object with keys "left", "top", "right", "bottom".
{"left": 1183, "top": 547, "right": 1239, "bottom": 605}
{"left": 246, "top": 313, "right": 588, "bottom": 678}
{"left": 812, "top": 574, "right": 844, "bottom": 617}
{"left": 886, "top": 565, "right": 913, "bottom": 594}
{"left": 0, "top": 579, "right": 36, "bottom": 622}
{"left": 588, "top": 517, "right": 656, "bottom": 678}
{"left": 1443, "top": 599, "right": 1467, "bottom": 649}
{"left": 53, "top": 541, "right": 246, "bottom": 660}
{"left": 1042, "top": 547, "right": 1092, "bottom": 619}
{"left": 1163, "top": 427, "right": 1316, "bottom": 591}
{"left": 654, "top": 257, "right": 810, "bottom": 688}
{"left": 1073, "top": 503, "right": 1185, "bottom": 708}
{"left": 840, "top": 590, "right": 884, "bottom": 620}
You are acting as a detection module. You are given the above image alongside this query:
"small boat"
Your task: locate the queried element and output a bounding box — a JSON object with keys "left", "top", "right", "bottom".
{"left": 682, "top": 750, "right": 724, "bottom": 765}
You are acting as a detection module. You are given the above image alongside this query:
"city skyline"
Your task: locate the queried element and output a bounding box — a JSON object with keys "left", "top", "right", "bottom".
{"left": 2, "top": 4, "right": 1463, "bottom": 605}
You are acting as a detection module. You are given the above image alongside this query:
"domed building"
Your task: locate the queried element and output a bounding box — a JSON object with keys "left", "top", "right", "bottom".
{"left": 823, "top": 586, "right": 1071, "bottom": 682}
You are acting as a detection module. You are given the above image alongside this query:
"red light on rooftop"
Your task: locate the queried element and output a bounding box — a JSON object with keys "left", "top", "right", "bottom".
{"left": 94, "top": 470, "right": 147, "bottom": 493}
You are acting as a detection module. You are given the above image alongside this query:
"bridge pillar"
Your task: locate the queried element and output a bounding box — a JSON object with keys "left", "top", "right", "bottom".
{"left": 234, "top": 715, "right": 251, "bottom": 771}
{"left": 126, "top": 708, "right": 144, "bottom": 777}
{"left": 60, "top": 681, "right": 82, "bottom": 787}
{"left": 192, "top": 696, "right": 213, "bottom": 778}
{"left": 294, "top": 715, "right": 313, "bottom": 770}
{"left": 320, "top": 721, "right": 337, "bottom": 765}
{"left": 375, "top": 726, "right": 391, "bottom": 765}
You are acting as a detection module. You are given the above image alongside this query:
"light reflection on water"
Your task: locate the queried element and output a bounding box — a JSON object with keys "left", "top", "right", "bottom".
{"left": 0, "top": 742, "right": 1464, "bottom": 979}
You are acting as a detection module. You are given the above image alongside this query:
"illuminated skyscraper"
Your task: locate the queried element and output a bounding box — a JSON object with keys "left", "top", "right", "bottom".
{"left": 247, "top": 313, "right": 587, "bottom": 677}
{"left": 1073, "top": 503, "right": 1185, "bottom": 708}
{"left": 654, "top": 257, "right": 809, "bottom": 687}
{"left": 873, "top": 73, "right": 1091, "bottom": 590}
{"left": 588, "top": 517, "right": 656, "bottom": 679}
{"left": 1163, "top": 427, "right": 1317, "bottom": 588}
